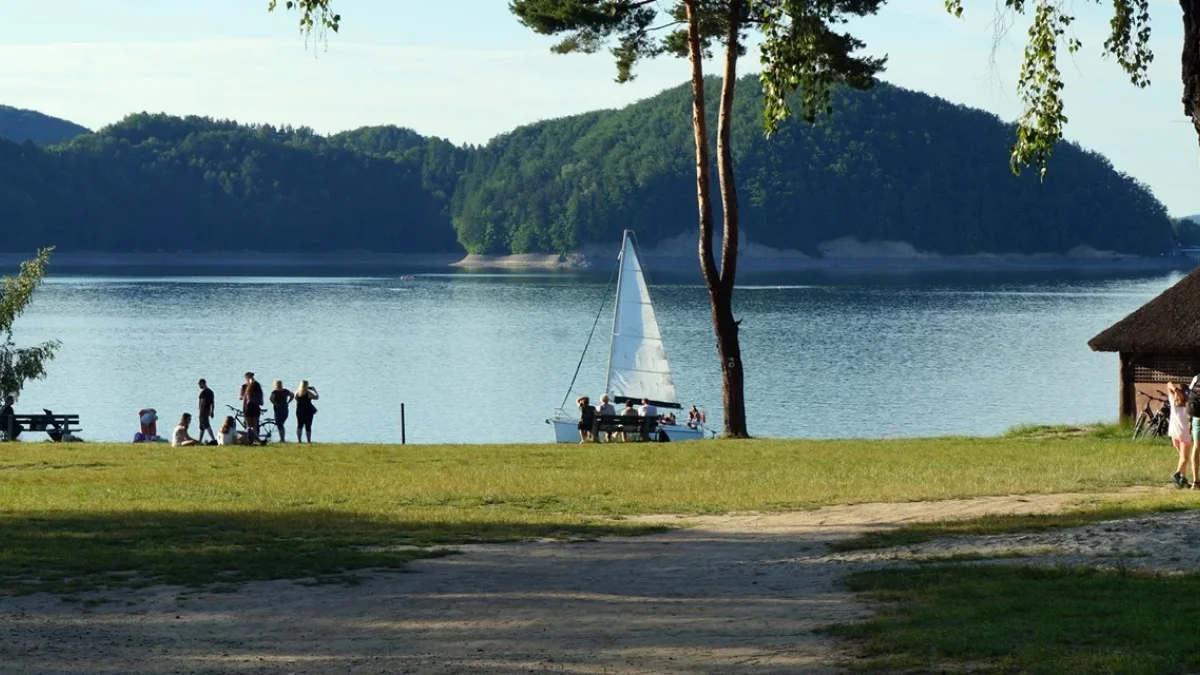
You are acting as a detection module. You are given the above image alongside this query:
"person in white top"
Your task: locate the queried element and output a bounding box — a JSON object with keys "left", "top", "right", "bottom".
{"left": 639, "top": 398, "right": 658, "bottom": 419}
{"left": 171, "top": 413, "right": 200, "bottom": 447}
{"left": 1167, "top": 382, "right": 1193, "bottom": 488}
{"left": 216, "top": 415, "right": 240, "bottom": 446}
{"left": 638, "top": 398, "right": 659, "bottom": 441}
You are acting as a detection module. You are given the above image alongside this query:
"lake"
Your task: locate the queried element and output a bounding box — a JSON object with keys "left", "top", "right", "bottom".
{"left": 10, "top": 268, "right": 1184, "bottom": 444}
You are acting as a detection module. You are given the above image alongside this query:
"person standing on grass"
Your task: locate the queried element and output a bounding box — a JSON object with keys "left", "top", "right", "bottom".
{"left": 270, "top": 380, "right": 294, "bottom": 443}
{"left": 172, "top": 413, "right": 200, "bottom": 447}
{"left": 197, "top": 379, "right": 216, "bottom": 444}
{"left": 240, "top": 372, "right": 264, "bottom": 443}
{"left": 576, "top": 396, "right": 596, "bottom": 443}
{"left": 294, "top": 380, "right": 319, "bottom": 443}
{"left": 1167, "top": 382, "right": 1192, "bottom": 488}
{"left": 1187, "top": 376, "right": 1200, "bottom": 491}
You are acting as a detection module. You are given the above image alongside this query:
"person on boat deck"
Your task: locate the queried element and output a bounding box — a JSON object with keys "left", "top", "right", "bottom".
{"left": 597, "top": 394, "right": 616, "bottom": 442}
{"left": 576, "top": 396, "right": 596, "bottom": 443}
{"left": 172, "top": 413, "right": 200, "bottom": 447}
{"left": 663, "top": 413, "right": 676, "bottom": 426}
{"left": 688, "top": 406, "right": 701, "bottom": 428}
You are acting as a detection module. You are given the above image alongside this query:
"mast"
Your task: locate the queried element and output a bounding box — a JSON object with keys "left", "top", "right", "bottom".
{"left": 603, "top": 229, "right": 631, "bottom": 398}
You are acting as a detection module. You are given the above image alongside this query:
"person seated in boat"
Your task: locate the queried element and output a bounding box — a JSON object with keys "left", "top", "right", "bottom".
{"left": 688, "top": 406, "right": 700, "bottom": 428}
{"left": 576, "top": 396, "right": 597, "bottom": 443}
{"left": 663, "top": 413, "right": 676, "bottom": 426}
{"left": 597, "top": 394, "right": 616, "bottom": 442}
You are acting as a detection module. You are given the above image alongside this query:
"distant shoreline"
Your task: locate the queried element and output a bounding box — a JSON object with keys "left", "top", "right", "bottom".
{"left": 0, "top": 250, "right": 1193, "bottom": 274}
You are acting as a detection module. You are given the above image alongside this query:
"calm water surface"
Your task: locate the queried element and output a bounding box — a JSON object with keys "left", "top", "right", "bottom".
{"left": 12, "top": 269, "right": 1184, "bottom": 443}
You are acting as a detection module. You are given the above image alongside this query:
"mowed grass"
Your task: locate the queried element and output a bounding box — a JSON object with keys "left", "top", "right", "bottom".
{"left": 830, "top": 565, "right": 1200, "bottom": 675}
{"left": 0, "top": 435, "right": 1181, "bottom": 594}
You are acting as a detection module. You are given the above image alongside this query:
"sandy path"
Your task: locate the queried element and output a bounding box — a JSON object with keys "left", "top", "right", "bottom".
{"left": 0, "top": 491, "right": 1152, "bottom": 675}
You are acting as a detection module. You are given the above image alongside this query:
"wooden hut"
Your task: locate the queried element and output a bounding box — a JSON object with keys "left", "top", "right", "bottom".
{"left": 1089, "top": 269, "right": 1200, "bottom": 419}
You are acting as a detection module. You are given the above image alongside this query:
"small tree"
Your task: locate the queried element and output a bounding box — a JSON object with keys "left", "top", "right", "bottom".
{"left": 0, "top": 248, "right": 60, "bottom": 402}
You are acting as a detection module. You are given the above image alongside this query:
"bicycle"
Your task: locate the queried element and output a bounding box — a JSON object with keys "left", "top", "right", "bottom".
{"left": 226, "top": 405, "right": 277, "bottom": 445}
{"left": 1132, "top": 390, "right": 1170, "bottom": 440}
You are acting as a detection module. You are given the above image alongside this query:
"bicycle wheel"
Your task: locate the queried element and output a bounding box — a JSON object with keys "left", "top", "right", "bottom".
{"left": 256, "top": 420, "right": 277, "bottom": 444}
{"left": 1133, "top": 412, "right": 1150, "bottom": 439}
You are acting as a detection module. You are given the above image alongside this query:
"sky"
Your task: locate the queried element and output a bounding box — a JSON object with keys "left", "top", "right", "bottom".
{"left": 1, "top": 1, "right": 1196, "bottom": 216}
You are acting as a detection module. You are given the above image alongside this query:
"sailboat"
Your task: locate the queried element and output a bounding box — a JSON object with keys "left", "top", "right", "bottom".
{"left": 548, "top": 230, "right": 711, "bottom": 442}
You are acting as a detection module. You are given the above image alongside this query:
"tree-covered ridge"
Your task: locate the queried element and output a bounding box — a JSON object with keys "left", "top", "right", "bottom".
{"left": 0, "top": 113, "right": 463, "bottom": 253}
{"left": 0, "top": 105, "right": 90, "bottom": 145}
{"left": 0, "top": 83, "right": 1177, "bottom": 257}
{"left": 453, "top": 77, "right": 1173, "bottom": 256}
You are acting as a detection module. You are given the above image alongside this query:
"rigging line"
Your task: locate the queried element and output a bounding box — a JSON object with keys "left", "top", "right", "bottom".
{"left": 558, "top": 261, "right": 620, "bottom": 412}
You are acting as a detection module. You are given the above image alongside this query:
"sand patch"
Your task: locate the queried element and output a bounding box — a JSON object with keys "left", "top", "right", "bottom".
{"left": 0, "top": 489, "right": 1182, "bottom": 675}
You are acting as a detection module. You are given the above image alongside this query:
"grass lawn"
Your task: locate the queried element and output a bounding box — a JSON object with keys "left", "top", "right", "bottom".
{"left": 0, "top": 434, "right": 1186, "bottom": 594}
{"left": 830, "top": 565, "right": 1200, "bottom": 675}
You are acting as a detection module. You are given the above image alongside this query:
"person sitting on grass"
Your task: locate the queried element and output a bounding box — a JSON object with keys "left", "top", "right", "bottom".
{"left": 172, "top": 413, "right": 200, "bottom": 447}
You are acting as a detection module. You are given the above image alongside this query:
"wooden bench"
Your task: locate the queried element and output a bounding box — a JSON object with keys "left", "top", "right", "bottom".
{"left": 1, "top": 410, "right": 82, "bottom": 442}
{"left": 593, "top": 414, "right": 661, "bottom": 441}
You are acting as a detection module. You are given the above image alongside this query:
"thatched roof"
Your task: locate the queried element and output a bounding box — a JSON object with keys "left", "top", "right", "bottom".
{"left": 1090, "top": 268, "right": 1200, "bottom": 353}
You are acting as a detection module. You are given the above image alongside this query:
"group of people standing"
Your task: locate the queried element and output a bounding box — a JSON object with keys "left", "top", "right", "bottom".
{"left": 173, "top": 372, "right": 320, "bottom": 447}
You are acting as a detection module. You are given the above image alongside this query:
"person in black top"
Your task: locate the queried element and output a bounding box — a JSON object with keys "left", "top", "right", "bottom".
{"left": 239, "top": 372, "right": 264, "bottom": 442}
{"left": 0, "top": 395, "right": 20, "bottom": 440}
{"left": 576, "top": 396, "right": 596, "bottom": 443}
{"left": 197, "top": 379, "right": 216, "bottom": 444}
{"left": 269, "top": 380, "right": 294, "bottom": 443}
{"left": 294, "top": 380, "right": 319, "bottom": 443}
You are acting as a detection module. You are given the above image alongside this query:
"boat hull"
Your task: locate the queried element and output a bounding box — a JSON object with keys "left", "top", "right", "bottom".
{"left": 549, "top": 418, "right": 708, "bottom": 443}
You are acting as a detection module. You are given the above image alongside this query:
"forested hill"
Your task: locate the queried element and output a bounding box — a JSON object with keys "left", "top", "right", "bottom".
{"left": 0, "top": 114, "right": 467, "bottom": 253}
{"left": 453, "top": 77, "right": 1173, "bottom": 256}
{"left": 0, "top": 80, "right": 1176, "bottom": 256}
{"left": 0, "top": 105, "right": 90, "bottom": 145}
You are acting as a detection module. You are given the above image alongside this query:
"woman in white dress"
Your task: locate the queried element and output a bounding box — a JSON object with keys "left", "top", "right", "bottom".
{"left": 1167, "top": 382, "right": 1192, "bottom": 488}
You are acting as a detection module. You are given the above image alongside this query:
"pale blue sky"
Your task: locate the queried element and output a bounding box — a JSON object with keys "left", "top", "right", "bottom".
{"left": 1, "top": 1, "right": 1195, "bottom": 215}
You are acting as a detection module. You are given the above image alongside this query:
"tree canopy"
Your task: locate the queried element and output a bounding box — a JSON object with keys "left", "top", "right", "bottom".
{"left": 0, "top": 87, "right": 1173, "bottom": 257}
{"left": 450, "top": 77, "right": 1173, "bottom": 257}
{"left": 0, "top": 113, "right": 465, "bottom": 254}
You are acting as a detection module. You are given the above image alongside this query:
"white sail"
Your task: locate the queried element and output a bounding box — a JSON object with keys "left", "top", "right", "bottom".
{"left": 605, "top": 231, "right": 680, "bottom": 408}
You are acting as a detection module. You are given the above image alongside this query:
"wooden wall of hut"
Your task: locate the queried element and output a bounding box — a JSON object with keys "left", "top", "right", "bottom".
{"left": 1124, "top": 353, "right": 1200, "bottom": 419}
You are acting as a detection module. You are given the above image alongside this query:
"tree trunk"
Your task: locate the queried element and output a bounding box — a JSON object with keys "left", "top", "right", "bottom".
{"left": 714, "top": 0, "right": 749, "bottom": 438}
{"left": 1183, "top": 0, "right": 1200, "bottom": 144}
{"left": 683, "top": 0, "right": 749, "bottom": 438}
{"left": 683, "top": 1, "right": 720, "bottom": 294}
